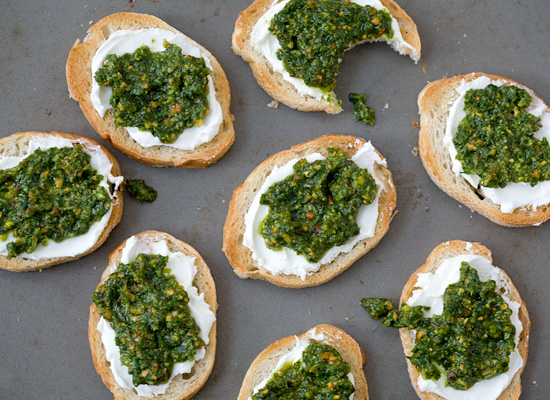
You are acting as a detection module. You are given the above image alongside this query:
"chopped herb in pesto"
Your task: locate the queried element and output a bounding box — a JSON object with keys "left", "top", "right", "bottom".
{"left": 454, "top": 84, "right": 549, "bottom": 188}
{"left": 269, "top": 0, "right": 393, "bottom": 90}
{"left": 126, "top": 179, "right": 157, "bottom": 203}
{"left": 252, "top": 342, "right": 355, "bottom": 400}
{"left": 93, "top": 253, "right": 203, "bottom": 386}
{"left": 349, "top": 93, "right": 376, "bottom": 126}
{"left": 260, "top": 147, "right": 378, "bottom": 263}
{"left": 95, "top": 41, "right": 210, "bottom": 144}
{"left": 0, "top": 145, "right": 111, "bottom": 258}
{"left": 362, "top": 262, "right": 516, "bottom": 390}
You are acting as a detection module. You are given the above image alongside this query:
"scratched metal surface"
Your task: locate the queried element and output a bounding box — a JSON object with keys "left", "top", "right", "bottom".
{"left": 0, "top": 0, "right": 549, "bottom": 399}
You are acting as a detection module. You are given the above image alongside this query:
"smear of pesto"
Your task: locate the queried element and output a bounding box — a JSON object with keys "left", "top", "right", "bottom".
{"left": 349, "top": 93, "right": 376, "bottom": 126}
{"left": 126, "top": 179, "right": 157, "bottom": 203}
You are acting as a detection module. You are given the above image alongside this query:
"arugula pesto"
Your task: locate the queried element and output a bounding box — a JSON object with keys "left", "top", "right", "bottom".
{"left": 362, "top": 262, "right": 516, "bottom": 390}
{"left": 454, "top": 84, "right": 549, "bottom": 188}
{"left": 269, "top": 0, "right": 393, "bottom": 90}
{"left": 126, "top": 178, "right": 157, "bottom": 203}
{"left": 260, "top": 148, "right": 378, "bottom": 263}
{"left": 95, "top": 41, "right": 210, "bottom": 144}
{"left": 0, "top": 145, "right": 111, "bottom": 258}
{"left": 93, "top": 253, "right": 203, "bottom": 386}
{"left": 252, "top": 342, "right": 355, "bottom": 400}
{"left": 349, "top": 93, "right": 376, "bottom": 126}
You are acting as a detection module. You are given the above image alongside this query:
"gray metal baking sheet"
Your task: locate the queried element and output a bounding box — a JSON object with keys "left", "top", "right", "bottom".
{"left": 1, "top": 0, "right": 549, "bottom": 398}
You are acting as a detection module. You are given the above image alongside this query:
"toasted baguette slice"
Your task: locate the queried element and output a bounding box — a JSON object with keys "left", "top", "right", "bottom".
{"left": 238, "top": 324, "right": 368, "bottom": 400}
{"left": 232, "top": 0, "right": 421, "bottom": 114}
{"left": 67, "top": 12, "right": 234, "bottom": 168}
{"left": 418, "top": 72, "right": 550, "bottom": 226}
{"left": 0, "top": 131, "right": 123, "bottom": 272}
{"left": 89, "top": 230, "right": 217, "bottom": 400}
{"left": 398, "top": 240, "right": 530, "bottom": 400}
{"left": 222, "top": 134, "right": 396, "bottom": 288}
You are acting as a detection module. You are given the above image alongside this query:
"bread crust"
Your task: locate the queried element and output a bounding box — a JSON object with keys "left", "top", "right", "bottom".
{"left": 237, "top": 324, "right": 369, "bottom": 400}
{"left": 398, "top": 240, "right": 530, "bottom": 400}
{"left": 66, "top": 12, "right": 234, "bottom": 168}
{"left": 222, "top": 134, "right": 396, "bottom": 288}
{"left": 0, "top": 131, "right": 123, "bottom": 272}
{"left": 418, "top": 72, "right": 550, "bottom": 227}
{"left": 232, "top": 0, "right": 421, "bottom": 114}
{"left": 89, "top": 230, "right": 217, "bottom": 400}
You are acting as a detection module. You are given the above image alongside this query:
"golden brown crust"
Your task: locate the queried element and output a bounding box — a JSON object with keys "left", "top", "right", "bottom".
{"left": 66, "top": 12, "right": 234, "bottom": 168}
{"left": 398, "top": 240, "right": 530, "bottom": 400}
{"left": 237, "top": 324, "right": 369, "bottom": 400}
{"left": 89, "top": 230, "right": 217, "bottom": 400}
{"left": 0, "top": 131, "right": 123, "bottom": 272}
{"left": 418, "top": 72, "right": 550, "bottom": 227}
{"left": 232, "top": 0, "right": 421, "bottom": 114}
{"left": 222, "top": 134, "right": 396, "bottom": 288}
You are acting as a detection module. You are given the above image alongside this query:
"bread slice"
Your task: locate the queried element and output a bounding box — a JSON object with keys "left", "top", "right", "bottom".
{"left": 222, "top": 134, "right": 396, "bottom": 288}
{"left": 398, "top": 240, "right": 530, "bottom": 400}
{"left": 418, "top": 72, "right": 550, "bottom": 226}
{"left": 232, "top": 0, "right": 421, "bottom": 114}
{"left": 89, "top": 230, "right": 217, "bottom": 400}
{"left": 66, "top": 12, "right": 234, "bottom": 168}
{"left": 0, "top": 131, "right": 123, "bottom": 272}
{"left": 238, "top": 324, "right": 369, "bottom": 400}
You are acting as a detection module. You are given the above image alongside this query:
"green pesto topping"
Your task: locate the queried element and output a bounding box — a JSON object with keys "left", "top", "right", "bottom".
{"left": 92, "top": 253, "right": 203, "bottom": 386}
{"left": 454, "top": 84, "right": 549, "bottom": 188}
{"left": 94, "top": 41, "right": 210, "bottom": 144}
{"left": 362, "top": 262, "right": 516, "bottom": 390}
{"left": 126, "top": 179, "right": 157, "bottom": 203}
{"left": 252, "top": 342, "right": 355, "bottom": 400}
{"left": 269, "top": 0, "right": 393, "bottom": 91}
{"left": 349, "top": 93, "right": 376, "bottom": 126}
{"left": 260, "top": 147, "right": 378, "bottom": 263}
{"left": 0, "top": 145, "right": 111, "bottom": 258}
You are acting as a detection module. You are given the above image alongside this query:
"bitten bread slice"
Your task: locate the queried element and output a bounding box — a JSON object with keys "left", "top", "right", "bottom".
{"left": 418, "top": 72, "right": 550, "bottom": 226}
{"left": 89, "top": 230, "right": 217, "bottom": 400}
{"left": 222, "top": 134, "right": 396, "bottom": 288}
{"left": 67, "top": 12, "right": 234, "bottom": 168}
{"left": 399, "top": 240, "right": 530, "bottom": 400}
{"left": 238, "top": 324, "right": 369, "bottom": 400}
{"left": 232, "top": 0, "right": 421, "bottom": 114}
{"left": 0, "top": 131, "right": 123, "bottom": 272}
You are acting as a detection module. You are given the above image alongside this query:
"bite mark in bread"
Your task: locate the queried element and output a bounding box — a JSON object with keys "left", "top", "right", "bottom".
{"left": 232, "top": 0, "right": 421, "bottom": 113}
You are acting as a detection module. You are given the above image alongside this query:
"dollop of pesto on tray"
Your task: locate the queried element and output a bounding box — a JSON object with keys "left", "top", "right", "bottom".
{"left": 93, "top": 253, "right": 203, "bottom": 386}
{"left": 126, "top": 178, "right": 157, "bottom": 203}
{"left": 349, "top": 93, "right": 376, "bottom": 126}
{"left": 252, "top": 342, "right": 355, "bottom": 400}
{"left": 269, "top": 0, "right": 393, "bottom": 90}
{"left": 0, "top": 145, "right": 111, "bottom": 258}
{"left": 260, "top": 147, "right": 378, "bottom": 263}
{"left": 95, "top": 41, "right": 210, "bottom": 144}
{"left": 362, "top": 262, "right": 516, "bottom": 390}
{"left": 454, "top": 84, "right": 549, "bottom": 188}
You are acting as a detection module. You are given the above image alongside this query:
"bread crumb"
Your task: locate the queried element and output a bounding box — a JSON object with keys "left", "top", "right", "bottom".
{"left": 384, "top": 103, "right": 389, "bottom": 109}
{"left": 532, "top": 381, "right": 537, "bottom": 385}
{"left": 433, "top": 22, "right": 438, "bottom": 25}
{"left": 267, "top": 100, "right": 279, "bottom": 108}
{"left": 422, "top": 66, "right": 428, "bottom": 74}
{"left": 89, "top": 20, "right": 93, "bottom": 25}
{"left": 222, "top": 199, "right": 226, "bottom": 203}
{"left": 463, "top": 33, "right": 467, "bottom": 37}
{"left": 412, "top": 121, "right": 419, "bottom": 128}
{"left": 308, "top": 311, "right": 311, "bottom": 315}
{"left": 16, "top": 317, "right": 20, "bottom": 322}
{"left": 411, "top": 146, "right": 419, "bottom": 156}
